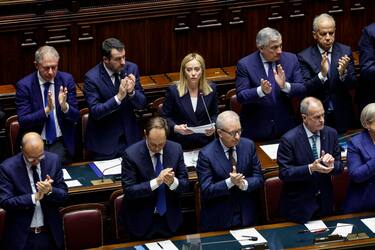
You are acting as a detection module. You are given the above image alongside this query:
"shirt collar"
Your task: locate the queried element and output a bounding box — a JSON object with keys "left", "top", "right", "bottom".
{"left": 37, "top": 71, "right": 54, "bottom": 86}
{"left": 219, "top": 138, "right": 235, "bottom": 153}
{"left": 103, "top": 62, "right": 117, "bottom": 77}
{"left": 22, "top": 155, "right": 40, "bottom": 170}
{"left": 317, "top": 45, "right": 332, "bottom": 54}
{"left": 146, "top": 141, "right": 164, "bottom": 159}
{"left": 303, "top": 123, "right": 320, "bottom": 138}
{"left": 259, "top": 53, "right": 268, "bottom": 64}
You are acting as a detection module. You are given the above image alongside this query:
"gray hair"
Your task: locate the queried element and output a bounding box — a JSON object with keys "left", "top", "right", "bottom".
{"left": 300, "top": 97, "right": 322, "bottom": 115}
{"left": 360, "top": 103, "right": 375, "bottom": 128}
{"left": 256, "top": 27, "right": 282, "bottom": 48}
{"left": 216, "top": 110, "right": 240, "bottom": 130}
{"left": 35, "top": 45, "right": 59, "bottom": 63}
{"left": 313, "top": 13, "right": 335, "bottom": 32}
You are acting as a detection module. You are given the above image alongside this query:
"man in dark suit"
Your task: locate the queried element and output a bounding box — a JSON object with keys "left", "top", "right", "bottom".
{"left": 277, "top": 97, "right": 343, "bottom": 223}
{"left": 358, "top": 22, "right": 375, "bottom": 112}
{"left": 236, "top": 27, "right": 305, "bottom": 142}
{"left": 16, "top": 45, "right": 80, "bottom": 163}
{"left": 84, "top": 38, "right": 147, "bottom": 160}
{"left": 121, "top": 117, "right": 189, "bottom": 239}
{"left": 298, "top": 13, "right": 357, "bottom": 133}
{"left": 0, "top": 132, "right": 68, "bottom": 250}
{"left": 196, "top": 110, "right": 264, "bottom": 232}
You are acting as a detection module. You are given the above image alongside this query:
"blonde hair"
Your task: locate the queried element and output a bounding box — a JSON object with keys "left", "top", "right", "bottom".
{"left": 176, "top": 53, "right": 212, "bottom": 97}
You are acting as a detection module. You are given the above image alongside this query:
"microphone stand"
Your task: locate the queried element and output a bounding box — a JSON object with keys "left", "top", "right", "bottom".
{"left": 200, "top": 92, "right": 216, "bottom": 138}
{"left": 91, "top": 163, "right": 121, "bottom": 185}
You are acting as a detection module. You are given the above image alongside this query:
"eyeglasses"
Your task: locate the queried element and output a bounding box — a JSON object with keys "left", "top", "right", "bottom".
{"left": 220, "top": 128, "right": 242, "bottom": 137}
{"left": 25, "top": 154, "right": 45, "bottom": 163}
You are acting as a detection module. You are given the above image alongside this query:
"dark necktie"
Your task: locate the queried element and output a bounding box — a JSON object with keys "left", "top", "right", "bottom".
{"left": 113, "top": 73, "right": 120, "bottom": 89}
{"left": 154, "top": 153, "right": 166, "bottom": 216}
{"left": 267, "top": 62, "right": 277, "bottom": 102}
{"left": 31, "top": 165, "right": 40, "bottom": 189}
{"left": 311, "top": 134, "right": 319, "bottom": 160}
{"left": 43, "top": 82, "right": 57, "bottom": 144}
{"left": 227, "top": 147, "right": 237, "bottom": 169}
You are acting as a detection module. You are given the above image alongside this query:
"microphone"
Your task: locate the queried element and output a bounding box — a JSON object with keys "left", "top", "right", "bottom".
{"left": 199, "top": 92, "right": 215, "bottom": 134}
{"left": 91, "top": 163, "right": 121, "bottom": 185}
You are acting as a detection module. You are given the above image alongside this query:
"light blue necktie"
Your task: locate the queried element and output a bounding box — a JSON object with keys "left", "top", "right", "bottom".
{"left": 43, "top": 82, "right": 57, "bottom": 144}
{"left": 154, "top": 153, "right": 166, "bottom": 216}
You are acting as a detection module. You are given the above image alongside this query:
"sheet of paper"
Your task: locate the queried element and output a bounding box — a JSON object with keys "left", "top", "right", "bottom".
{"left": 304, "top": 220, "right": 328, "bottom": 232}
{"left": 65, "top": 180, "right": 82, "bottom": 188}
{"left": 62, "top": 169, "right": 71, "bottom": 180}
{"left": 187, "top": 123, "right": 215, "bottom": 134}
{"left": 93, "top": 157, "right": 122, "bottom": 176}
{"left": 145, "top": 240, "right": 178, "bottom": 250}
{"left": 230, "top": 227, "right": 267, "bottom": 246}
{"left": 183, "top": 150, "right": 200, "bottom": 167}
{"left": 259, "top": 143, "right": 279, "bottom": 160}
{"left": 330, "top": 223, "right": 353, "bottom": 237}
{"left": 361, "top": 217, "right": 375, "bottom": 233}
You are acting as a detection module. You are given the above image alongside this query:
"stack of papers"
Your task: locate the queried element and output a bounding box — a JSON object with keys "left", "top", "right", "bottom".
{"left": 187, "top": 123, "right": 215, "bottom": 134}
{"left": 361, "top": 217, "right": 375, "bottom": 233}
{"left": 260, "top": 143, "right": 279, "bottom": 160}
{"left": 145, "top": 240, "right": 178, "bottom": 250}
{"left": 62, "top": 168, "right": 82, "bottom": 188}
{"left": 230, "top": 227, "right": 267, "bottom": 246}
{"left": 90, "top": 157, "right": 122, "bottom": 176}
{"left": 304, "top": 220, "right": 328, "bottom": 232}
{"left": 183, "top": 150, "right": 200, "bottom": 167}
{"left": 330, "top": 223, "right": 353, "bottom": 237}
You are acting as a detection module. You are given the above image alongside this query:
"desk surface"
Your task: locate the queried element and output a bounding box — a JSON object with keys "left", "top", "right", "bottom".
{"left": 91, "top": 212, "right": 375, "bottom": 250}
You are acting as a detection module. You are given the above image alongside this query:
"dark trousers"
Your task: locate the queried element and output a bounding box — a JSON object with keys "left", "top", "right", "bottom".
{"left": 44, "top": 138, "right": 72, "bottom": 164}
{"left": 129, "top": 214, "right": 173, "bottom": 241}
{"left": 24, "top": 231, "right": 58, "bottom": 250}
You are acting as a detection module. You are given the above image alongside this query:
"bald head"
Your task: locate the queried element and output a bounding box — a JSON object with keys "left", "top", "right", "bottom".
{"left": 22, "top": 132, "right": 45, "bottom": 165}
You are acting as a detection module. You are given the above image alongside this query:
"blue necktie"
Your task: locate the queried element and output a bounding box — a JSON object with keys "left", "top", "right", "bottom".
{"left": 311, "top": 134, "right": 319, "bottom": 160}
{"left": 267, "top": 62, "right": 277, "bottom": 102}
{"left": 113, "top": 73, "right": 120, "bottom": 89}
{"left": 43, "top": 82, "right": 57, "bottom": 144}
{"left": 31, "top": 165, "right": 40, "bottom": 189}
{"left": 154, "top": 153, "right": 166, "bottom": 216}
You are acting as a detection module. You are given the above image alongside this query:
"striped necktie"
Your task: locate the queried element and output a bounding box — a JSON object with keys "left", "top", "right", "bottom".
{"left": 310, "top": 134, "right": 319, "bottom": 160}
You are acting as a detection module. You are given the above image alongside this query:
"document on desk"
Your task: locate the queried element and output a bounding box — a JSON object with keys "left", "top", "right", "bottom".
{"left": 184, "top": 149, "right": 200, "bottom": 167}
{"left": 259, "top": 143, "right": 279, "bottom": 160}
{"left": 230, "top": 227, "right": 267, "bottom": 246}
{"left": 330, "top": 223, "right": 353, "bottom": 237}
{"left": 91, "top": 157, "right": 122, "bottom": 176}
{"left": 65, "top": 180, "right": 82, "bottom": 188}
{"left": 304, "top": 220, "right": 328, "bottom": 232}
{"left": 361, "top": 217, "right": 375, "bottom": 233}
{"left": 187, "top": 123, "right": 215, "bottom": 134}
{"left": 145, "top": 240, "right": 178, "bottom": 250}
{"left": 62, "top": 169, "right": 72, "bottom": 180}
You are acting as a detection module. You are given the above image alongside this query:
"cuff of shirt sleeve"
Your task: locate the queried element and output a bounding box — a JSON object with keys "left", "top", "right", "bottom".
{"left": 241, "top": 179, "right": 249, "bottom": 191}
{"left": 150, "top": 178, "right": 160, "bottom": 191}
{"left": 257, "top": 86, "right": 266, "bottom": 97}
{"left": 308, "top": 164, "right": 313, "bottom": 175}
{"left": 318, "top": 72, "right": 328, "bottom": 82}
{"left": 31, "top": 194, "right": 36, "bottom": 204}
{"left": 225, "top": 177, "right": 235, "bottom": 189}
{"left": 281, "top": 82, "right": 291, "bottom": 93}
{"left": 169, "top": 177, "right": 179, "bottom": 190}
{"left": 114, "top": 95, "right": 121, "bottom": 105}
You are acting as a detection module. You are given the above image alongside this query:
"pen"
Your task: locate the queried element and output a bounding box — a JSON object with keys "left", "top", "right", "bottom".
{"left": 157, "top": 242, "right": 163, "bottom": 249}
{"left": 241, "top": 235, "right": 258, "bottom": 241}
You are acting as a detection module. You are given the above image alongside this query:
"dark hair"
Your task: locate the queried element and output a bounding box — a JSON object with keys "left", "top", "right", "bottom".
{"left": 144, "top": 116, "right": 169, "bottom": 136}
{"left": 101, "top": 38, "right": 125, "bottom": 59}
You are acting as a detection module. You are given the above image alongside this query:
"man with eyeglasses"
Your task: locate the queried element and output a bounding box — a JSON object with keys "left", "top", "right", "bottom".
{"left": 84, "top": 38, "right": 147, "bottom": 160}
{"left": 196, "top": 110, "right": 264, "bottom": 232}
{"left": 298, "top": 13, "right": 357, "bottom": 133}
{"left": 0, "top": 132, "right": 68, "bottom": 250}
{"left": 277, "top": 97, "right": 343, "bottom": 223}
{"left": 16, "top": 45, "right": 80, "bottom": 164}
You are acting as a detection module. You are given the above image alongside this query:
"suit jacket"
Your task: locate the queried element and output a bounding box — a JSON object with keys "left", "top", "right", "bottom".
{"left": 84, "top": 62, "right": 147, "bottom": 158}
{"left": 196, "top": 138, "right": 264, "bottom": 232}
{"left": 16, "top": 71, "right": 80, "bottom": 155}
{"left": 358, "top": 22, "right": 375, "bottom": 110}
{"left": 342, "top": 130, "right": 375, "bottom": 213}
{"left": 236, "top": 51, "right": 306, "bottom": 141}
{"left": 161, "top": 83, "right": 218, "bottom": 149}
{"left": 121, "top": 140, "right": 189, "bottom": 237}
{"left": 298, "top": 43, "right": 357, "bottom": 132}
{"left": 277, "top": 124, "right": 343, "bottom": 223}
{"left": 0, "top": 152, "right": 68, "bottom": 250}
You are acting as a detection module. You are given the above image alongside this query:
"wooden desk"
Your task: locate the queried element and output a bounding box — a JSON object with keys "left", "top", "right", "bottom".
{"left": 92, "top": 212, "right": 375, "bottom": 250}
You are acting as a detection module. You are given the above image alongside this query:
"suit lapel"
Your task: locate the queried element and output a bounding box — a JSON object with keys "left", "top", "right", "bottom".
{"left": 99, "top": 63, "right": 118, "bottom": 95}
{"left": 312, "top": 46, "right": 323, "bottom": 74}
{"left": 320, "top": 128, "right": 328, "bottom": 157}
{"left": 17, "top": 154, "right": 34, "bottom": 194}
{"left": 298, "top": 125, "right": 315, "bottom": 162}
{"left": 361, "top": 131, "right": 375, "bottom": 158}
{"left": 214, "top": 140, "right": 231, "bottom": 175}
{"left": 32, "top": 73, "right": 44, "bottom": 111}
{"left": 141, "top": 142, "right": 158, "bottom": 178}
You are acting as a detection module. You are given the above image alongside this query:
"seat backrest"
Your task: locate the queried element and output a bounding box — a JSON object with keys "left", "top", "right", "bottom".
{"left": 225, "top": 88, "right": 242, "bottom": 114}
{"left": 150, "top": 97, "right": 165, "bottom": 116}
{"left": 0, "top": 208, "right": 6, "bottom": 242}
{"left": 264, "top": 176, "right": 284, "bottom": 223}
{"left": 194, "top": 182, "right": 201, "bottom": 232}
{"left": 79, "top": 108, "right": 91, "bottom": 160}
{"left": 5, "top": 115, "right": 19, "bottom": 155}
{"left": 60, "top": 203, "right": 104, "bottom": 250}
{"left": 332, "top": 167, "right": 350, "bottom": 212}
{"left": 110, "top": 189, "right": 127, "bottom": 241}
